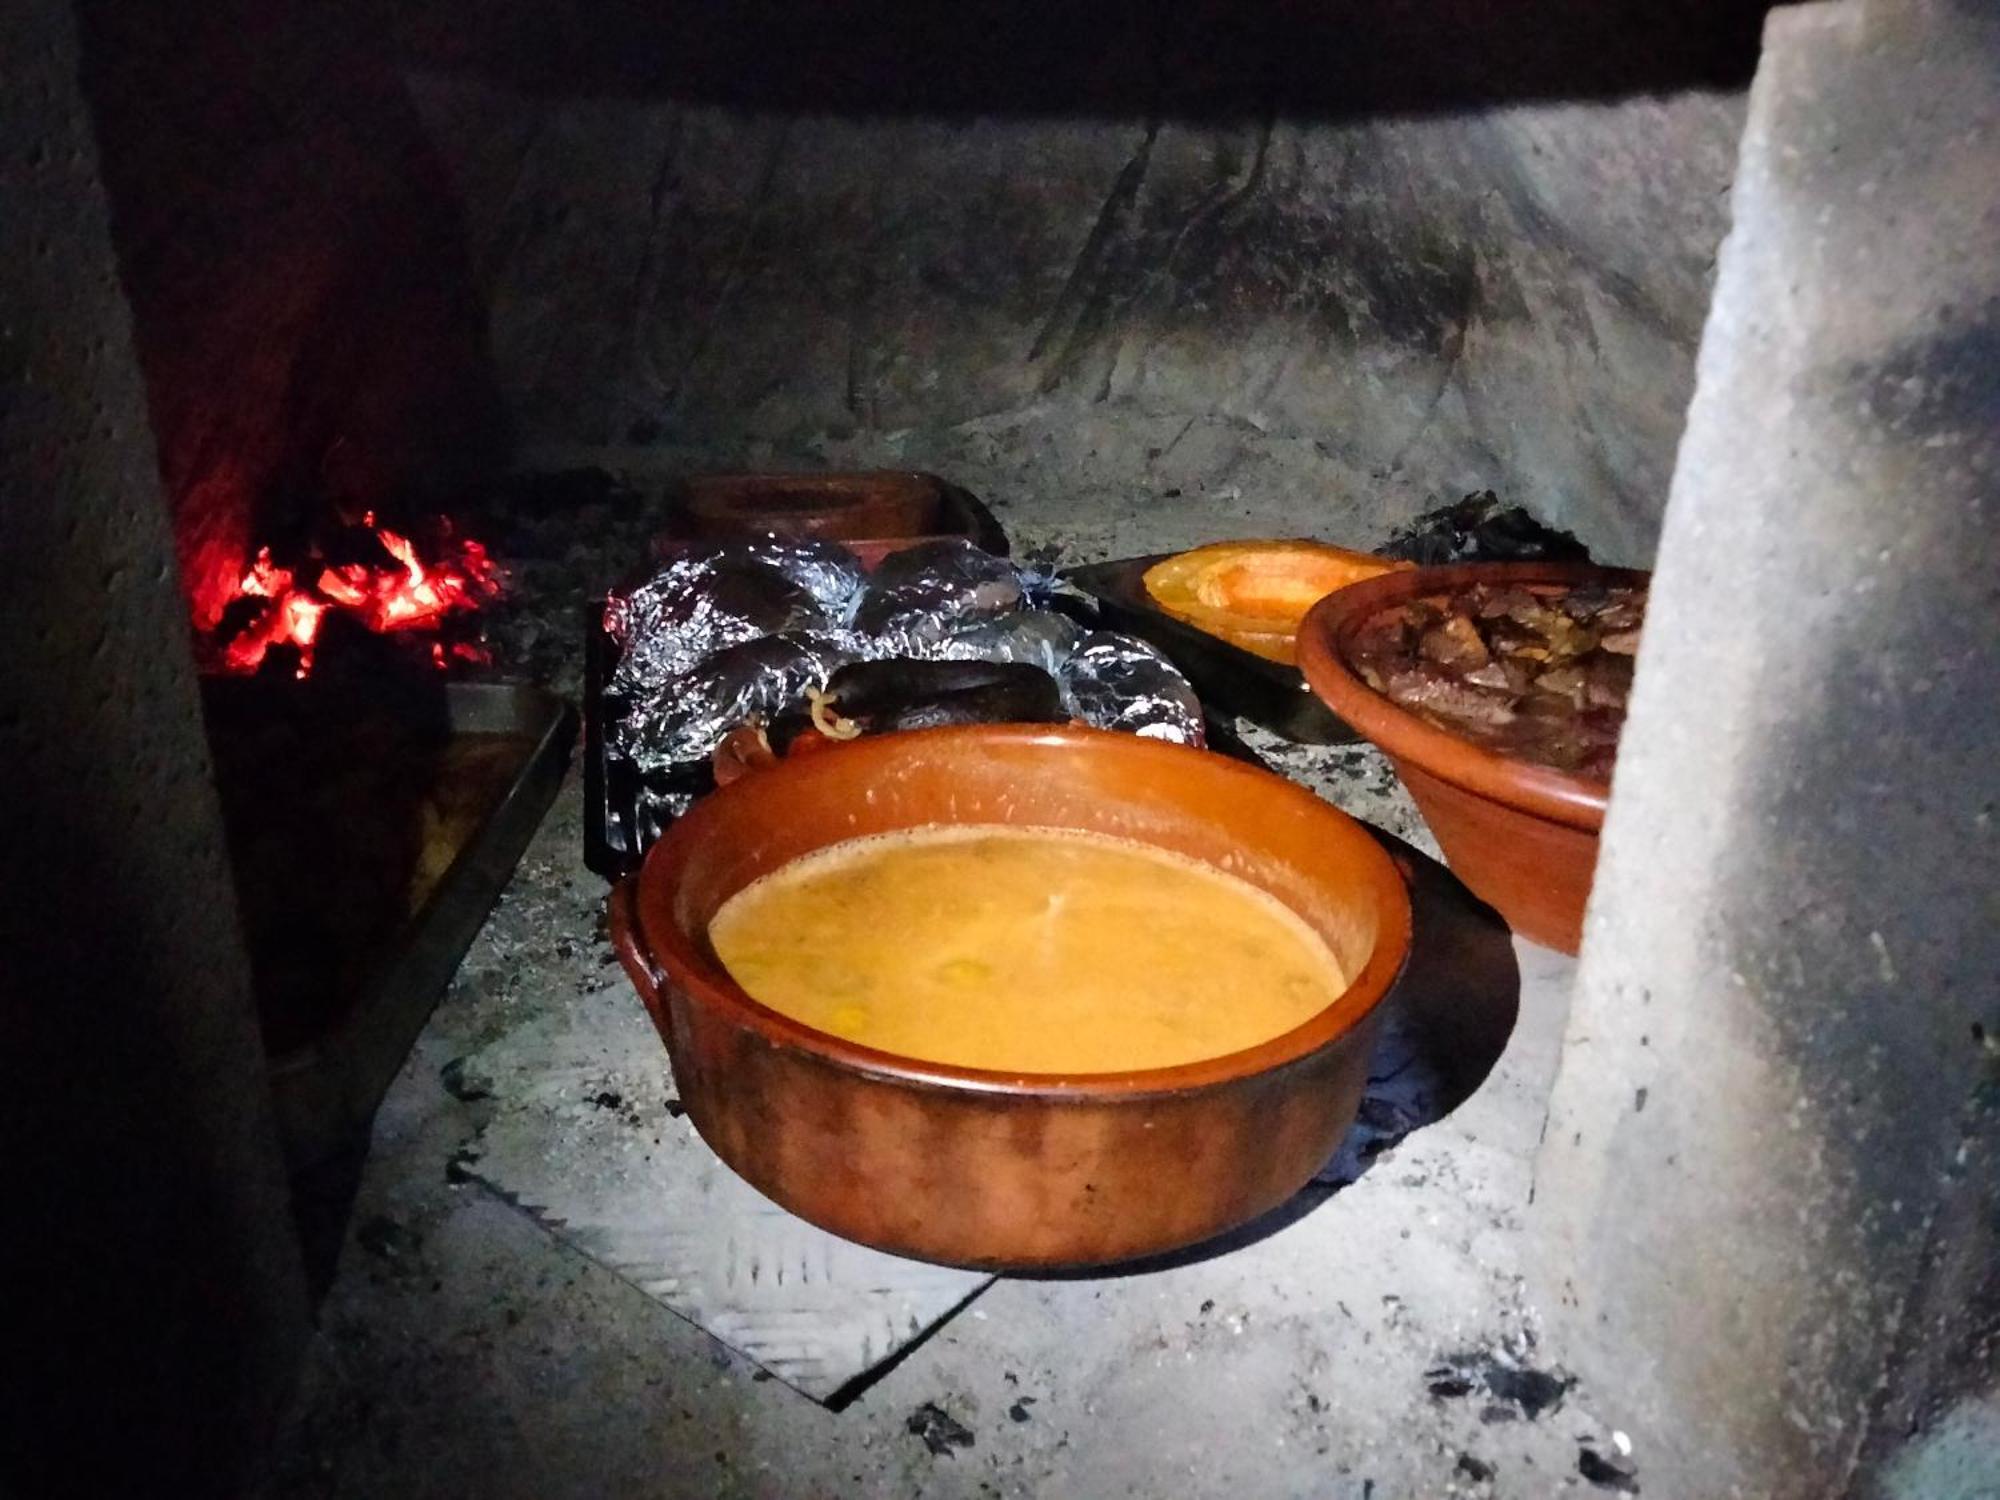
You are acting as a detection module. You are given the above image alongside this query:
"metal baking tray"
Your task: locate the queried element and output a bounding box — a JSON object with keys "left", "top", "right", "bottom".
{"left": 584, "top": 600, "right": 709, "bottom": 882}
{"left": 255, "top": 680, "right": 576, "bottom": 1166}
{"left": 1062, "top": 553, "right": 1356, "bottom": 744}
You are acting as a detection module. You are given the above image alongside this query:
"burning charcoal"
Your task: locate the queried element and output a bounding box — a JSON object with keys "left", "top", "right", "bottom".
{"left": 608, "top": 556, "right": 833, "bottom": 700}
{"left": 616, "top": 631, "right": 867, "bottom": 772}
{"left": 853, "top": 539, "right": 1024, "bottom": 652}
{"left": 930, "top": 608, "right": 1085, "bottom": 675}
{"left": 1058, "top": 632, "right": 1205, "bottom": 745}
{"left": 1492, "top": 631, "right": 1552, "bottom": 664}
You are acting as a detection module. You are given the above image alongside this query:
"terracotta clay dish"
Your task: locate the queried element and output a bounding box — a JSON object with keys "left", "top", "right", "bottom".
{"left": 658, "top": 471, "right": 1007, "bottom": 568}
{"left": 609, "top": 723, "right": 1412, "bottom": 1270}
{"left": 1141, "top": 539, "right": 1411, "bottom": 664}
{"left": 1297, "top": 561, "right": 1649, "bottom": 955}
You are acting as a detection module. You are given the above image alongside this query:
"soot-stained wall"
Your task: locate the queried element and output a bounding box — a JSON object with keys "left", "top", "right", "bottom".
{"left": 75, "top": 0, "right": 1759, "bottom": 599}
{"left": 400, "top": 1, "right": 1757, "bottom": 563}
{"left": 1, "top": 0, "right": 307, "bottom": 1488}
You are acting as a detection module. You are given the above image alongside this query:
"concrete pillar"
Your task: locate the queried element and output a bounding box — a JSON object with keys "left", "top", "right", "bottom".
{"left": 1531, "top": 3, "right": 2000, "bottom": 1496}
{"left": 0, "top": 0, "right": 309, "bottom": 1493}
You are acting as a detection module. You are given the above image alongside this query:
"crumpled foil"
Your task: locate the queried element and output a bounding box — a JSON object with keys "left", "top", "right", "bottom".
{"left": 615, "top": 630, "right": 870, "bottom": 770}
{"left": 852, "top": 539, "right": 1024, "bottom": 654}
{"left": 1058, "top": 632, "right": 1206, "bottom": 746}
{"left": 929, "top": 609, "right": 1085, "bottom": 676}
{"left": 606, "top": 539, "right": 866, "bottom": 700}
{"left": 605, "top": 538, "right": 1208, "bottom": 782}
{"left": 726, "top": 535, "right": 869, "bottom": 616}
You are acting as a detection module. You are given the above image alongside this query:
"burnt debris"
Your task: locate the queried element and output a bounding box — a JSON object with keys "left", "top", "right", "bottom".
{"left": 1578, "top": 1445, "right": 1641, "bottom": 1492}
{"left": 1381, "top": 491, "right": 1592, "bottom": 568}
{"left": 1425, "top": 1350, "right": 1574, "bottom": 1421}
{"left": 906, "top": 1402, "right": 977, "bottom": 1457}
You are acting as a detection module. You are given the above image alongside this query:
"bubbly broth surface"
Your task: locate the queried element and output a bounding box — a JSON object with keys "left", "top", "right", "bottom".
{"left": 708, "top": 825, "right": 1347, "bottom": 1073}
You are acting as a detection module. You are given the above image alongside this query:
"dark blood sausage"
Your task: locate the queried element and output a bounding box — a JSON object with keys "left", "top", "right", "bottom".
{"left": 874, "top": 676, "right": 1069, "bottom": 733}
{"left": 767, "top": 659, "right": 1067, "bottom": 751}
{"left": 1346, "top": 581, "right": 1648, "bottom": 781}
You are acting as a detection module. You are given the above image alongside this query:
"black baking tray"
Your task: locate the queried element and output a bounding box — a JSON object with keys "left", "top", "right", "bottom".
{"left": 208, "top": 679, "right": 576, "bottom": 1167}
{"left": 1062, "top": 554, "right": 1356, "bottom": 744}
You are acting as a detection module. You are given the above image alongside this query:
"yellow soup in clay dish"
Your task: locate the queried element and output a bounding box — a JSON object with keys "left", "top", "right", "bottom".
{"left": 708, "top": 824, "right": 1347, "bottom": 1074}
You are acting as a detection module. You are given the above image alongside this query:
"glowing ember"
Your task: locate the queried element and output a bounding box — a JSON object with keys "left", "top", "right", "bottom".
{"left": 202, "top": 515, "right": 501, "bottom": 677}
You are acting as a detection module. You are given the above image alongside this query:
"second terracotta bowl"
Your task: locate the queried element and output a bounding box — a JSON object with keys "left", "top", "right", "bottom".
{"left": 610, "top": 724, "right": 1411, "bottom": 1270}
{"left": 1297, "top": 561, "right": 1647, "bottom": 955}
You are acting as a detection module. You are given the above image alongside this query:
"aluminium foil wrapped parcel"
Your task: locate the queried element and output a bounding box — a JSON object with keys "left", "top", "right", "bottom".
{"left": 608, "top": 537, "right": 1202, "bottom": 773}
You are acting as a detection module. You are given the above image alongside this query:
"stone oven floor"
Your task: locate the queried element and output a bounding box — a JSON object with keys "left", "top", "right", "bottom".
{"left": 274, "top": 488, "right": 1627, "bottom": 1498}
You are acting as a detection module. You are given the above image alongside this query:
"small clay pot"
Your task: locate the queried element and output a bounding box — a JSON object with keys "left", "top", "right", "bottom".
{"left": 1296, "top": 561, "right": 1647, "bottom": 955}
{"left": 661, "top": 471, "right": 1008, "bottom": 568}
{"left": 609, "top": 724, "right": 1411, "bottom": 1269}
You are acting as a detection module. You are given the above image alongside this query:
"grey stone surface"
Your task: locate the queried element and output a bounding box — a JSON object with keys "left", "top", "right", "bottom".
{"left": 1531, "top": 3, "right": 2000, "bottom": 1496}
{"left": 407, "top": 70, "right": 1742, "bottom": 564}
{"left": 453, "top": 984, "right": 991, "bottom": 1401}
{"left": 0, "top": 0, "right": 308, "bottom": 1489}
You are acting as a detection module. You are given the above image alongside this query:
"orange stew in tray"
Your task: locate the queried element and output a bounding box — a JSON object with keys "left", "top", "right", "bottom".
{"left": 1344, "top": 579, "right": 1647, "bottom": 781}
{"left": 1142, "top": 540, "right": 1411, "bottom": 664}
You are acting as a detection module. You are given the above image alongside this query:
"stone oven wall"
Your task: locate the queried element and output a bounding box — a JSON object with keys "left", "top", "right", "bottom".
{"left": 397, "top": 1, "right": 1757, "bottom": 564}
{"left": 73, "top": 0, "right": 1761, "bottom": 619}
{"left": 2, "top": 0, "right": 308, "bottom": 1488}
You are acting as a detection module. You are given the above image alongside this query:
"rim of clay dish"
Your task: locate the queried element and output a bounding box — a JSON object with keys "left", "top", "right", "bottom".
{"left": 1297, "top": 560, "right": 1650, "bottom": 834}
{"left": 633, "top": 724, "right": 1414, "bottom": 1100}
